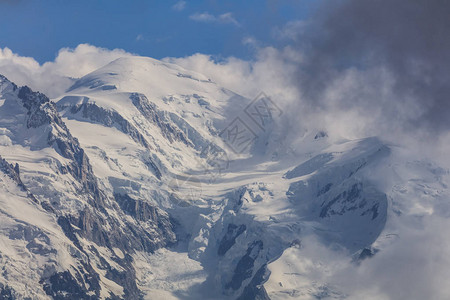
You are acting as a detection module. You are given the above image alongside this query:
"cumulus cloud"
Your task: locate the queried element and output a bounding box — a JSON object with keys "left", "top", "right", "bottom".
{"left": 348, "top": 218, "right": 450, "bottom": 299}
{"left": 0, "top": 44, "right": 133, "bottom": 97}
{"left": 285, "top": 212, "right": 450, "bottom": 300}
{"left": 189, "top": 12, "right": 240, "bottom": 26}
{"left": 175, "top": 0, "right": 450, "bottom": 153}
{"left": 165, "top": 47, "right": 300, "bottom": 101}
{"left": 179, "top": 0, "right": 450, "bottom": 147}
{"left": 292, "top": 0, "right": 450, "bottom": 137}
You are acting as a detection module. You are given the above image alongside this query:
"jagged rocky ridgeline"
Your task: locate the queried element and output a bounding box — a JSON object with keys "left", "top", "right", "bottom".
{"left": 0, "top": 75, "right": 176, "bottom": 299}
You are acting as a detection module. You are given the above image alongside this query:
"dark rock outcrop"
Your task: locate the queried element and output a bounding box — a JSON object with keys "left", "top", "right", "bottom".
{"left": 64, "top": 101, "right": 152, "bottom": 149}
{"left": 17, "top": 86, "right": 106, "bottom": 209}
{"left": 130, "top": 93, "right": 193, "bottom": 147}
{"left": 218, "top": 223, "right": 246, "bottom": 256}
{"left": 227, "top": 240, "right": 264, "bottom": 291}
{"left": 0, "top": 283, "right": 15, "bottom": 300}
{"left": 42, "top": 271, "right": 98, "bottom": 300}
{"left": 237, "top": 265, "right": 271, "bottom": 300}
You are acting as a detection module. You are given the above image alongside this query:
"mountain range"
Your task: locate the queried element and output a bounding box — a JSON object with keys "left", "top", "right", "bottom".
{"left": 0, "top": 56, "right": 448, "bottom": 299}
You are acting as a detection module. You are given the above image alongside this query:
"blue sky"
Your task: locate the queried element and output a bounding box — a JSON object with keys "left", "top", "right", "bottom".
{"left": 0, "top": 0, "right": 319, "bottom": 63}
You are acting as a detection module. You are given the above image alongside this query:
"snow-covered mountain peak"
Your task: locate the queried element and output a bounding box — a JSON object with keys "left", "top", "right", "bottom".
{"left": 61, "top": 55, "right": 245, "bottom": 134}
{"left": 67, "top": 56, "right": 216, "bottom": 97}
{"left": 55, "top": 55, "right": 255, "bottom": 190}
{"left": 0, "top": 74, "right": 17, "bottom": 96}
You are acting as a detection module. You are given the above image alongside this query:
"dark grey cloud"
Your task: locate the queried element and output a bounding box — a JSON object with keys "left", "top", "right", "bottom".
{"left": 295, "top": 0, "right": 450, "bottom": 134}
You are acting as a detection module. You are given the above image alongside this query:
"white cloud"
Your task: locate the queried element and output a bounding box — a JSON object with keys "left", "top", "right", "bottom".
{"left": 0, "top": 44, "right": 133, "bottom": 97}
{"left": 172, "top": 0, "right": 186, "bottom": 11}
{"left": 164, "top": 47, "right": 300, "bottom": 100}
{"left": 136, "top": 34, "right": 144, "bottom": 41}
{"left": 189, "top": 12, "right": 239, "bottom": 26}
{"left": 2, "top": 42, "right": 443, "bottom": 158}
{"left": 272, "top": 212, "right": 450, "bottom": 300}
{"left": 339, "top": 215, "right": 450, "bottom": 299}
{"left": 217, "top": 12, "right": 240, "bottom": 26}
{"left": 165, "top": 43, "right": 450, "bottom": 166}
{"left": 189, "top": 12, "right": 215, "bottom": 22}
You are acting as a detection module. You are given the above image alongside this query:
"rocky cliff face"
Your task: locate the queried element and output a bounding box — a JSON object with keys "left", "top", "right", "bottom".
{"left": 60, "top": 100, "right": 152, "bottom": 150}
{"left": 18, "top": 85, "right": 106, "bottom": 208}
